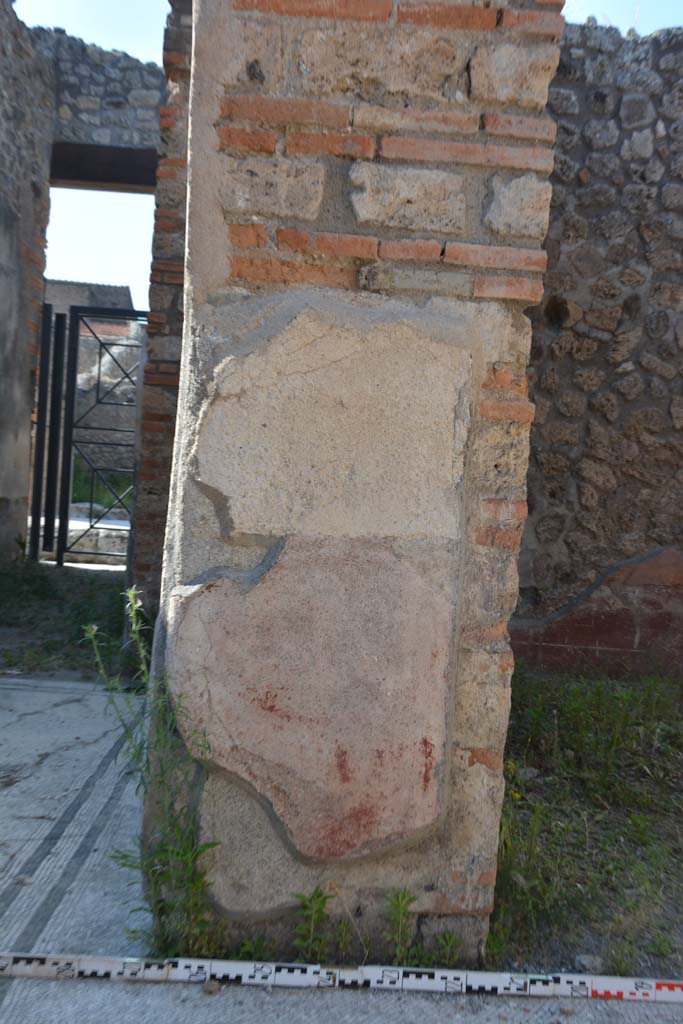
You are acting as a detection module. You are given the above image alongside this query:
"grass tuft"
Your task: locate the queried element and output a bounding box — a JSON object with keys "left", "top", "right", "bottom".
{"left": 489, "top": 667, "right": 683, "bottom": 974}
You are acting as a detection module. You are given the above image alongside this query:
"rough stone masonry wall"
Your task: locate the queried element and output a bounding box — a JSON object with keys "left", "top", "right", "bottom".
{"left": 151, "top": 0, "right": 561, "bottom": 959}
{"left": 30, "top": 27, "right": 165, "bottom": 152}
{"left": 0, "top": 0, "right": 54, "bottom": 559}
{"left": 131, "top": 0, "right": 191, "bottom": 606}
{"left": 512, "top": 24, "right": 683, "bottom": 674}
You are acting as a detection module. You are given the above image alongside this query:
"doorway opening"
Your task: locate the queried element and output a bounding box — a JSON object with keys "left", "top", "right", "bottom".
{"left": 27, "top": 187, "right": 154, "bottom": 570}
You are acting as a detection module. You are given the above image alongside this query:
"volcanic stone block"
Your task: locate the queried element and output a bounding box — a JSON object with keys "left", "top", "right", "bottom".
{"left": 350, "top": 163, "right": 467, "bottom": 233}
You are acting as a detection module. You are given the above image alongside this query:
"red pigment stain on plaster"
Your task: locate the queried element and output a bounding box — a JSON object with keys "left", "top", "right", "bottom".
{"left": 477, "top": 869, "right": 497, "bottom": 887}
{"left": 253, "top": 688, "right": 293, "bottom": 721}
{"left": 312, "top": 802, "right": 380, "bottom": 859}
{"left": 374, "top": 749, "right": 385, "bottom": 766}
{"left": 420, "top": 736, "right": 435, "bottom": 792}
{"left": 335, "top": 744, "right": 352, "bottom": 783}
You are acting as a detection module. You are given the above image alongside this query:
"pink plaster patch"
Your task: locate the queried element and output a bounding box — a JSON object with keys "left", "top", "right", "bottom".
{"left": 166, "top": 536, "right": 453, "bottom": 859}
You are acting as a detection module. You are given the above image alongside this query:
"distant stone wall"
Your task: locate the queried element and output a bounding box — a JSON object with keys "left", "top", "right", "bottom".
{"left": 513, "top": 24, "right": 683, "bottom": 674}
{"left": 31, "top": 28, "right": 165, "bottom": 152}
{"left": 0, "top": 0, "right": 54, "bottom": 559}
{"left": 44, "top": 279, "right": 133, "bottom": 315}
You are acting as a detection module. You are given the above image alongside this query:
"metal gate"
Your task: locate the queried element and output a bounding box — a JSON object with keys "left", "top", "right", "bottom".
{"left": 28, "top": 304, "right": 148, "bottom": 566}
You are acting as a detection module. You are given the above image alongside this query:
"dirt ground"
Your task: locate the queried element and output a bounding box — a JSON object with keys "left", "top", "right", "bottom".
{"left": 0, "top": 560, "right": 126, "bottom": 677}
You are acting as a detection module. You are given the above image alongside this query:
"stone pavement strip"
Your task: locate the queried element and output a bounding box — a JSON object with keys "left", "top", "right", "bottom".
{"left": 0, "top": 675, "right": 679, "bottom": 1023}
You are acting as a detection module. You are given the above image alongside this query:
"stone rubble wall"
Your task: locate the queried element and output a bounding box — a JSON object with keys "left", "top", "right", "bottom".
{"left": 0, "top": 0, "right": 54, "bottom": 558}
{"left": 149, "top": 0, "right": 561, "bottom": 959}
{"left": 30, "top": 27, "right": 165, "bottom": 151}
{"left": 513, "top": 24, "right": 683, "bottom": 674}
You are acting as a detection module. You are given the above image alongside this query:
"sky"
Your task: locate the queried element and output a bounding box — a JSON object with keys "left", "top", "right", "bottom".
{"left": 13, "top": 0, "right": 682, "bottom": 311}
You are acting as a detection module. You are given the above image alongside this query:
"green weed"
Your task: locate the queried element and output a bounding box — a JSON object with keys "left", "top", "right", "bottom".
{"left": 336, "top": 919, "right": 353, "bottom": 964}
{"left": 237, "top": 935, "right": 276, "bottom": 961}
{"left": 646, "top": 933, "right": 676, "bottom": 958}
{"left": 87, "top": 587, "right": 223, "bottom": 958}
{"left": 293, "top": 886, "right": 331, "bottom": 963}
{"left": 434, "top": 929, "right": 463, "bottom": 968}
{"left": 604, "top": 939, "right": 638, "bottom": 976}
{"left": 384, "top": 888, "right": 416, "bottom": 965}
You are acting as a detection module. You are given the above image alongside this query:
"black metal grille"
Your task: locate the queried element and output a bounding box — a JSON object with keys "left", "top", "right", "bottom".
{"left": 29, "top": 304, "right": 148, "bottom": 566}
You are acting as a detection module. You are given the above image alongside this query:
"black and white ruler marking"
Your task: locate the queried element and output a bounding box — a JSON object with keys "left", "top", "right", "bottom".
{"left": 1, "top": 955, "right": 682, "bottom": 1002}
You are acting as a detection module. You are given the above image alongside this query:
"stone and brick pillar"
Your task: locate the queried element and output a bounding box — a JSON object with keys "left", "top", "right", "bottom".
{"left": 131, "top": 0, "right": 191, "bottom": 604}
{"left": 155, "top": 0, "right": 562, "bottom": 957}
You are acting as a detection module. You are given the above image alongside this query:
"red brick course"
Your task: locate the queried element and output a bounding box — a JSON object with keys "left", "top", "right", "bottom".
{"left": 217, "top": 125, "right": 279, "bottom": 154}
{"left": 445, "top": 242, "right": 546, "bottom": 273}
{"left": 276, "top": 228, "right": 378, "bottom": 259}
{"left": 233, "top": 0, "right": 393, "bottom": 19}
{"left": 482, "top": 111, "right": 557, "bottom": 144}
{"left": 501, "top": 8, "right": 565, "bottom": 38}
{"left": 479, "top": 398, "right": 536, "bottom": 423}
{"left": 230, "top": 254, "right": 358, "bottom": 289}
{"left": 220, "top": 95, "right": 350, "bottom": 129}
{"left": 473, "top": 275, "right": 545, "bottom": 303}
{"left": 379, "top": 238, "right": 443, "bottom": 262}
{"left": 481, "top": 498, "right": 528, "bottom": 524}
{"left": 287, "top": 130, "right": 376, "bottom": 159}
{"left": 473, "top": 526, "right": 523, "bottom": 551}
{"left": 462, "top": 620, "right": 510, "bottom": 647}
{"left": 229, "top": 223, "right": 269, "bottom": 248}
{"left": 482, "top": 367, "right": 529, "bottom": 396}
{"left": 396, "top": 4, "right": 498, "bottom": 30}
{"left": 380, "top": 136, "right": 554, "bottom": 174}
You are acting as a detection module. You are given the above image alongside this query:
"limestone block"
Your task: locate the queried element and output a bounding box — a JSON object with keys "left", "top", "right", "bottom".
{"left": 349, "top": 163, "right": 466, "bottom": 234}
{"left": 485, "top": 175, "right": 552, "bottom": 240}
{"left": 360, "top": 263, "right": 471, "bottom": 298}
{"left": 296, "top": 27, "right": 472, "bottom": 104}
{"left": 219, "top": 157, "right": 325, "bottom": 221}
{"left": 469, "top": 420, "right": 531, "bottom": 498}
{"left": 469, "top": 43, "right": 559, "bottom": 111}
{"left": 223, "top": 18, "right": 284, "bottom": 89}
